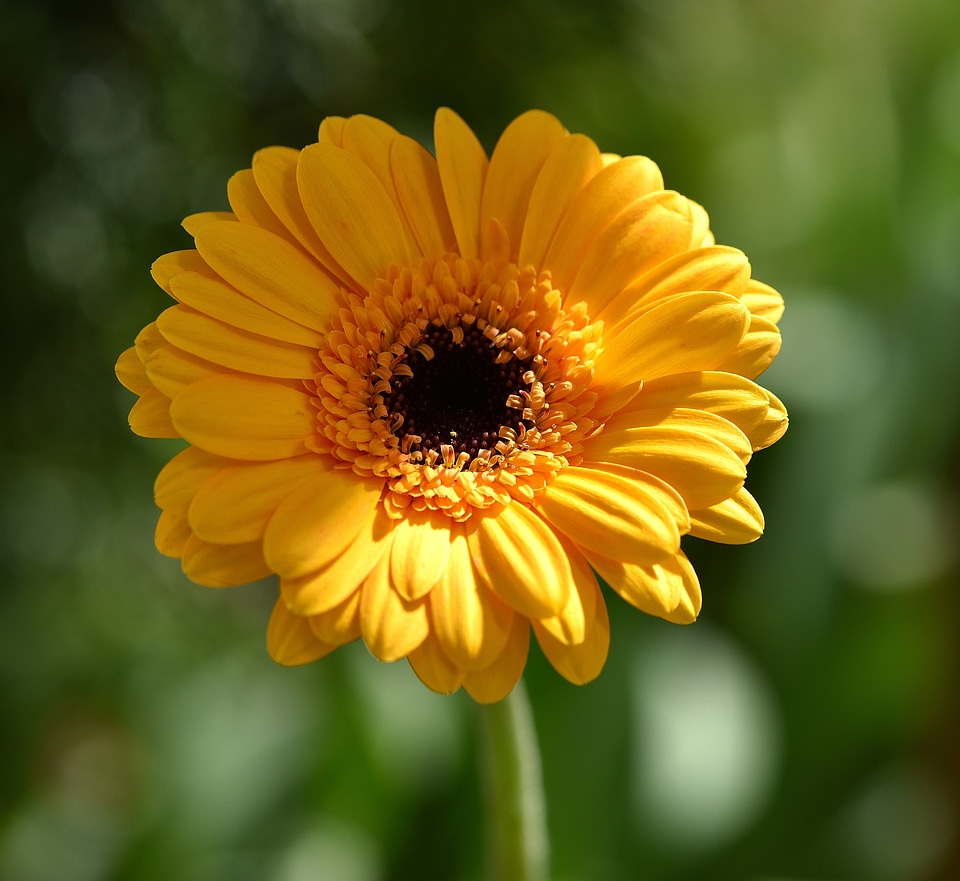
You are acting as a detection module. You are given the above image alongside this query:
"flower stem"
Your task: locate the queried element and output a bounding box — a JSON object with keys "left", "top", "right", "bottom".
{"left": 479, "top": 679, "right": 549, "bottom": 881}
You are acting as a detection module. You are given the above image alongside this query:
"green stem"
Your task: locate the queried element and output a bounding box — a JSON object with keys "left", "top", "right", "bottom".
{"left": 479, "top": 679, "right": 549, "bottom": 881}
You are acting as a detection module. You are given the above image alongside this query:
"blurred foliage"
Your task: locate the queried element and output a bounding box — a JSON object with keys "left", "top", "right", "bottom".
{"left": 2, "top": 0, "right": 960, "bottom": 879}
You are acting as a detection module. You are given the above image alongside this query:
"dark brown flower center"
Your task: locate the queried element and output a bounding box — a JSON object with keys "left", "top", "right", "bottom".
{"left": 384, "top": 323, "right": 533, "bottom": 460}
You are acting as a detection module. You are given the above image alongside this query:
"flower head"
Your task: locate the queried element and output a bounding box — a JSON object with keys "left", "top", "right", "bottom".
{"left": 116, "top": 109, "right": 787, "bottom": 702}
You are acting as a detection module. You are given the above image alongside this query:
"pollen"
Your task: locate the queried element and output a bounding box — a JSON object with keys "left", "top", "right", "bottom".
{"left": 307, "top": 252, "right": 602, "bottom": 521}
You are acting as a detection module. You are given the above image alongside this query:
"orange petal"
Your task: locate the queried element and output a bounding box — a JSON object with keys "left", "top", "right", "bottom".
{"left": 144, "top": 343, "right": 220, "bottom": 399}
{"left": 280, "top": 506, "right": 392, "bottom": 616}
{"left": 518, "top": 133, "right": 604, "bottom": 269}
{"left": 479, "top": 110, "right": 567, "bottom": 261}
{"left": 267, "top": 598, "right": 337, "bottom": 666}
{"left": 169, "top": 270, "right": 325, "bottom": 348}
{"left": 194, "top": 220, "right": 340, "bottom": 332}
{"left": 151, "top": 249, "right": 209, "bottom": 295}
{"left": 157, "top": 305, "right": 317, "bottom": 379}
{"left": 341, "top": 114, "right": 420, "bottom": 256}
{"left": 435, "top": 107, "right": 488, "bottom": 260}
{"left": 182, "top": 211, "right": 235, "bottom": 235}
{"left": 227, "top": 168, "right": 293, "bottom": 241}
{"left": 251, "top": 146, "right": 352, "bottom": 284}
{"left": 391, "top": 134, "right": 457, "bottom": 257}
{"left": 115, "top": 345, "right": 151, "bottom": 395}
{"left": 263, "top": 468, "right": 383, "bottom": 578}
{"left": 181, "top": 534, "right": 271, "bottom": 587}
{"left": 155, "top": 509, "right": 191, "bottom": 557}
{"left": 128, "top": 388, "right": 178, "bottom": 438}
{"left": 154, "top": 446, "right": 226, "bottom": 513}
{"left": 307, "top": 589, "right": 362, "bottom": 645}
{"left": 188, "top": 454, "right": 324, "bottom": 544}
{"left": 170, "top": 374, "right": 315, "bottom": 461}
{"left": 297, "top": 142, "right": 411, "bottom": 291}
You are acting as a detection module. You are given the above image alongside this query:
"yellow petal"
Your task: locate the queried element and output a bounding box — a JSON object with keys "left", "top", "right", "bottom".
{"left": 479, "top": 110, "right": 568, "bottom": 261}
{"left": 567, "top": 190, "right": 694, "bottom": 317}
{"left": 533, "top": 572, "right": 609, "bottom": 685}
{"left": 631, "top": 371, "right": 771, "bottom": 437}
{"left": 227, "top": 168, "right": 293, "bottom": 241}
{"left": 307, "top": 589, "right": 362, "bottom": 645}
{"left": 429, "top": 529, "right": 513, "bottom": 672}
{"left": 468, "top": 504, "right": 571, "bottom": 619}
{"left": 181, "top": 534, "right": 271, "bottom": 587}
{"left": 602, "top": 406, "right": 753, "bottom": 465}
{"left": 741, "top": 279, "right": 784, "bottom": 324}
{"left": 360, "top": 552, "right": 429, "bottom": 662}
{"left": 518, "top": 133, "right": 604, "bottom": 269}
{"left": 157, "top": 305, "right": 317, "bottom": 379}
{"left": 182, "top": 211, "right": 235, "bottom": 235}
{"left": 689, "top": 487, "right": 765, "bottom": 544}
{"left": 170, "top": 270, "right": 325, "bottom": 348}
{"left": 195, "top": 220, "right": 340, "bottom": 333}
{"left": 580, "top": 425, "right": 746, "bottom": 510}
{"left": 749, "top": 389, "right": 788, "bottom": 451}
{"left": 543, "top": 154, "right": 664, "bottom": 292}
{"left": 145, "top": 343, "right": 220, "bottom": 399}
{"left": 461, "top": 616, "right": 530, "bottom": 704}
{"left": 188, "top": 454, "right": 324, "bottom": 544}
{"left": 267, "top": 598, "right": 337, "bottom": 666}
{"left": 667, "top": 552, "right": 702, "bottom": 623}
{"left": 154, "top": 446, "right": 226, "bottom": 513}
{"left": 601, "top": 245, "right": 751, "bottom": 330}
{"left": 687, "top": 199, "right": 712, "bottom": 248}
{"left": 297, "top": 142, "right": 411, "bottom": 291}
{"left": 389, "top": 512, "right": 451, "bottom": 601}
{"left": 390, "top": 135, "right": 457, "bottom": 257}
{"left": 716, "top": 314, "right": 781, "bottom": 379}
{"left": 435, "top": 107, "right": 488, "bottom": 260}
{"left": 170, "top": 374, "right": 315, "bottom": 461}
{"left": 586, "top": 550, "right": 698, "bottom": 623}
{"left": 251, "top": 146, "right": 352, "bottom": 284}
{"left": 263, "top": 468, "right": 382, "bottom": 578}
{"left": 536, "top": 464, "right": 688, "bottom": 566}
{"left": 408, "top": 631, "right": 465, "bottom": 695}
{"left": 280, "top": 506, "right": 392, "bottom": 615}
{"left": 533, "top": 534, "right": 594, "bottom": 646}
{"left": 151, "top": 249, "right": 209, "bottom": 295}
{"left": 593, "top": 292, "right": 749, "bottom": 393}
{"left": 115, "top": 345, "right": 151, "bottom": 395}
{"left": 129, "top": 388, "right": 178, "bottom": 438}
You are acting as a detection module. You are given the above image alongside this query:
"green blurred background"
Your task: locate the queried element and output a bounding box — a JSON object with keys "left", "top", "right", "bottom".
{"left": 2, "top": 0, "right": 959, "bottom": 878}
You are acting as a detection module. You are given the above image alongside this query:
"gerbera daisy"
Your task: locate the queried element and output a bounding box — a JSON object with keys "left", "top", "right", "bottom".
{"left": 116, "top": 109, "right": 787, "bottom": 703}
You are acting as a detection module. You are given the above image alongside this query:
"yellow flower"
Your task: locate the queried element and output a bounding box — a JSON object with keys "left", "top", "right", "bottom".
{"left": 116, "top": 109, "right": 787, "bottom": 702}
